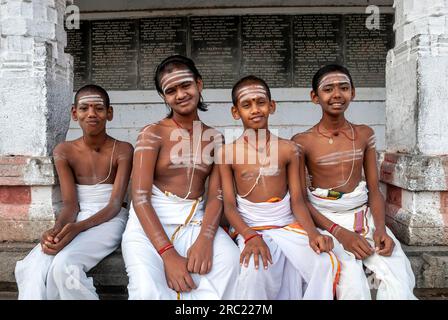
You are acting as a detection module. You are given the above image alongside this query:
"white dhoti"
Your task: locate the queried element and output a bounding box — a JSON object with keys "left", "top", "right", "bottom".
{"left": 235, "top": 192, "right": 340, "bottom": 300}
{"left": 121, "top": 185, "right": 240, "bottom": 300}
{"left": 307, "top": 181, "right": 417, "bottom": 300}
{"left": 15, "top": 184, "right": 128, "bottom": 300}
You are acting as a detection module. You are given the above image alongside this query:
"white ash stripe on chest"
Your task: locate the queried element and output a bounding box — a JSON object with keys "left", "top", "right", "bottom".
{"left": 316, "top": 149, "right": 363, "bottom": 166}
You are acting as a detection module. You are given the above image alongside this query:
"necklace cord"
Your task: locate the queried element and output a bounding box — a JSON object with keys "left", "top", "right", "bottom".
{"left": 317, "top": 121, "right": 356, "bottom": 142}
{"left": 93, "top": 139, "right": 117, "bottom": 186}
{"left": 240, "top": 132, "right": 271, "bottom": 198}
{"left": 327, "top": 122, "right": 356, "bottom": 191}
{"left": 171, "top": 118, "right": 202, "bottom": 200}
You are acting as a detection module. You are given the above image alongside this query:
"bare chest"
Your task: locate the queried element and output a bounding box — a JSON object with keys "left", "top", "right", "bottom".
{"left": 155, "top": 140, "right": 214, "bottom": 178}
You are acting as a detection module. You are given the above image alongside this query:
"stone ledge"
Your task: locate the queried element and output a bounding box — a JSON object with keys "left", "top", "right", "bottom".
{"left": 402, "top": 244, "right": 448, "bottom": 289}
{"left": 1, "top": 242, "right": 447, "bottom": 299}
{"left": 0, "top": 156, "right": 57, "bottom": 186}
{"left": 378, "top": 152, "right": 448, "bottom": 191}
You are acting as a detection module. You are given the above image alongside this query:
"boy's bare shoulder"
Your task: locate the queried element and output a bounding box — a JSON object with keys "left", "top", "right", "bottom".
{"left": 278, "top": 137, "right": 297, "bottom": 149}
{"left": 136, "top": 122, "right": 167, "bottom": 147}
{"left": 278, "top": 137, "right": 301, "bottom": 157}
{"left": 354, "top": 124, "right": 375, "bottom": 139}
{"left": 116, "top": 139, "right": 134, "bottom": 154}
{"left": 291, "top": 127, "right": 315, "bottom": 150}
{"left": 139, "top": 121, "right": 163, "bottom": 136}
{"left": 53, "top": 140, "right": 80, "bottom": 159}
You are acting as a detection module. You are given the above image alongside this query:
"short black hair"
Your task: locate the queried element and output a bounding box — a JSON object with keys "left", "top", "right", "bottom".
{"left": 312, "top": 64, "right": 354, "bottom": 93}
{"left": 74, "top": 84, "right": 110, "bottom": 108}
{"left": 154, "top": 55, "right": 207, "bottom": 118}
{"left": 231, "top": 75, "right": 271, "bottom": 106}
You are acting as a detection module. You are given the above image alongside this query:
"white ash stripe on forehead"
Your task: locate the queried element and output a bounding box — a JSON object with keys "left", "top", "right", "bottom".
{"left": 78, "top": 95, "right": 105, "bottom": 103}
{"left": 236, "top": 86, "right": 267, "bottom": 99}
{"left": 160, "top": 70, "right": 193, "bottom": 82}
{"left": 237, "top": 91, "right": 269, "bottom": 103}
{"left": 318, "top": 73, "right": 351, "bottom": 83}
{"left": 79, "top": 94, "right": 102, "bottom": 99}
{"left": 161, "top": 70, "right": 194, "bottom": 91}
{"left": 316, "top": 149, "right": 363, "bottom": 161}
{"left": 161, "top": 72, "right": 194, "bottom": 86}
{"left": 235, "top": 85, "right": 266, "bottom": 95}
{"left": 162, "top": 77, "right": 195, "bottom": 93}
{"left": 318, "top": 73, "right": 351, "bottom": 89}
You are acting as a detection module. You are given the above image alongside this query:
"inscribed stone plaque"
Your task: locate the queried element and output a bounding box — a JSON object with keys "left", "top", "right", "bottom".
{"left": 241, "top": 15, "right": 292, "bottom": 88}
{"left": 293, "top": 15, "right": 343, "bottom": 88}
{"left": 68, "top": 14, "right": 394, "bottom": 91}
{"left": 190, "top": 16, "right": 239, "bottom": 88}
{"left": 344, "top": 14, "right": 394, "bottom": 87}
{"left": 139, "top": 17, "right": 187, "bottom": 90}
{"left": 66, "top": 20, "right": 90, "bottom": 90}
{"left": 91, "top": 20, "right": 138, "bottom": 90}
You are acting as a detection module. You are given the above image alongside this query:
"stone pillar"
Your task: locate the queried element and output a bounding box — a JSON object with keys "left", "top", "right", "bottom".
{"left": 381, "top": 0, "right": 448, "bottom": 245}
{"left": 0, "top": 0, "right": 73, "bottom": 241}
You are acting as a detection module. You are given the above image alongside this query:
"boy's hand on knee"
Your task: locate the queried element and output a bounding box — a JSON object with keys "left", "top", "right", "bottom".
{"left": 240, "top": 235, "right": 272, "bottom": 270}
{"left": 40, "top": 225, "right": 63, "bottom": 254}
{"left": 334, "top": 227, "right": 374, "bottom": 260}
{"left": 309, "top": 233, "right": 334, "bottom": 253}
{"left": 40, "top": 229, "right": 54, "bottom": 247}
{"left": 43, "top": 223, "right": 81, "bottom": 254}
{"left": 162, "top": 250, "right": 197, "bottom": 293}
{"left": 187, "top": 238, "right": 213, "bottom": 275}
{"left": 41, "top": 242, "right": 59, "bottom": 255}
{"left": 53, "top": 223, "right": 81, "bottom": 245}
{"left": 373, "top": 229, "right": 395, "bottom": 256}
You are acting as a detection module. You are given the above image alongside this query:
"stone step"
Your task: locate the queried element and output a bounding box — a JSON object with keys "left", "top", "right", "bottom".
{"left": 0, "top": 291, "right": 17, "bottom": 300}
{"left": 1, "top": 242, "right": 448, "bottom": 300}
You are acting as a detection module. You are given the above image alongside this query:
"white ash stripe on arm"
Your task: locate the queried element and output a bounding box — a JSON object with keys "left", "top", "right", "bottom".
{"left": 367, "top": 135, "right": 376, "bottom": 150}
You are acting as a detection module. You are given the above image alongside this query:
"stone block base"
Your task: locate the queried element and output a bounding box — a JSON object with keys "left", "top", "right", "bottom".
{"left": 1, "top": 242, "right": 447, "bottom": 300}
{"left": 379, "top": 152, "right": 448, "bottom": 245}
{"left": 0, "top": 156, "right": 60, "bottom": 241}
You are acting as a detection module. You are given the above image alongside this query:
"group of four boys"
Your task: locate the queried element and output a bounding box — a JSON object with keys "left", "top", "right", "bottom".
{"left": 15, "top": 55, "right": 416, "bottom": 300}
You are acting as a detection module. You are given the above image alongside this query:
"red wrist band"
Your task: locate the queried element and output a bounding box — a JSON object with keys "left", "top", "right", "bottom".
{"left": 158, "top": 243, "right": 174, "bottom": 256}
{"left": 244, "top": 233, "right": 262, "bottom": 244}
{"left": 329, "top": 223, "right": 339, "bottom": 234}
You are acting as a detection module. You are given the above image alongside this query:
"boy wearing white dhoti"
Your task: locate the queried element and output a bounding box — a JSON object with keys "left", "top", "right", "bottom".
{"left": 307, "top": 181, "right": 416, "bottom": 299}
{"left": 15, "top": 85, "right": 134, "bottom": 299}
{"left": 122, "top": 185, "right": 238, "bottom": 299}
{"left": 121, "top": 55, "right": 239, "bottom": 300}
{"left": 219, "top": 75, "right": 339, "bottom": 300}
{"left": 234, "top": 193, "right": 340, "bottom": 299}
{"left": 292, "top": 64, "right": 416, "bottom": 300}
